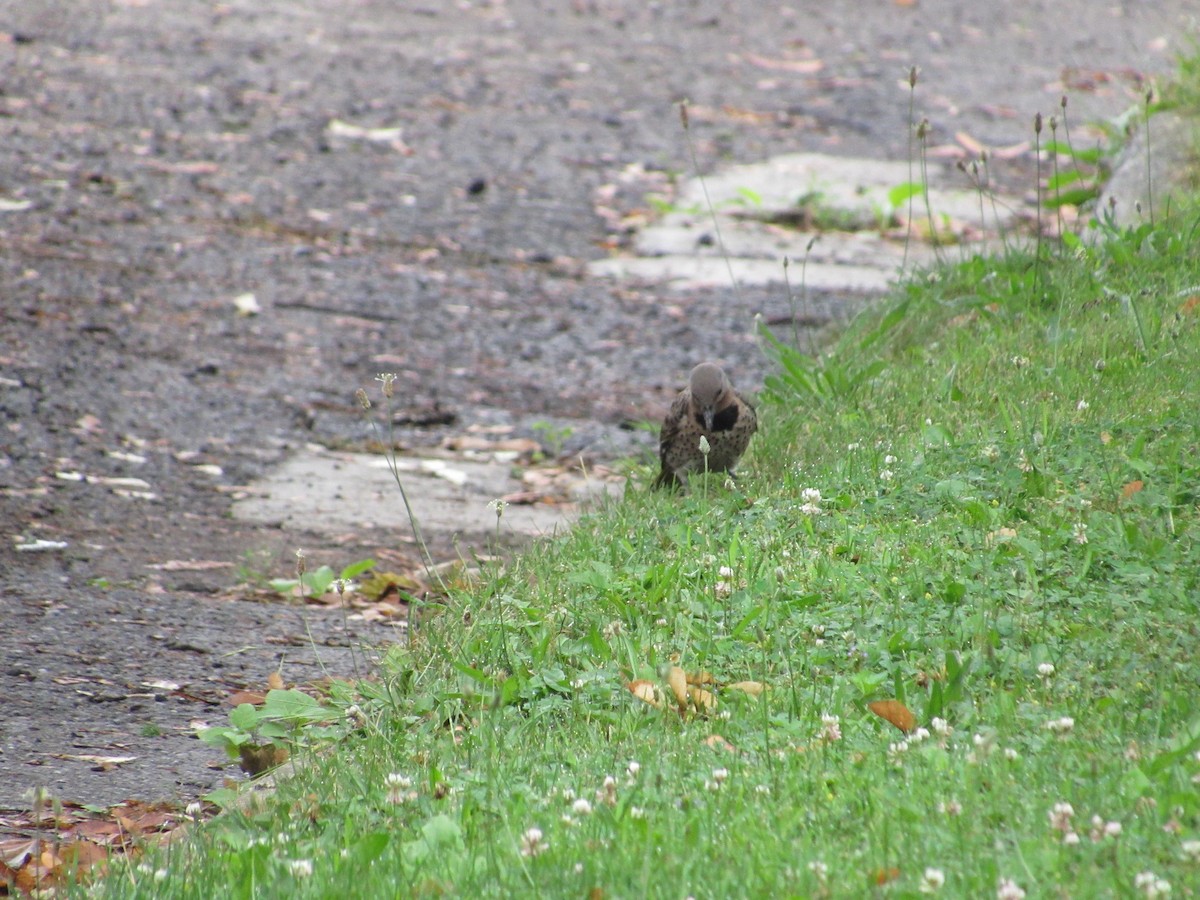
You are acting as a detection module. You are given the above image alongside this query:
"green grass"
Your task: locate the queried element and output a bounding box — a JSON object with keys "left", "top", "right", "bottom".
{"left": 79, "top": 206, "right": 1200, "bottom": 899}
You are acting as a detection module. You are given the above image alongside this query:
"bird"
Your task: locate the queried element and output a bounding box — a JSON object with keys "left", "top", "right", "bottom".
{"left": 654, "top": 362, "right": 757, "bottom": 489}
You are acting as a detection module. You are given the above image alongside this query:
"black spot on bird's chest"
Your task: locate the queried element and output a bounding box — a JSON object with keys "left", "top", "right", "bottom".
{"left": 696, "top": 404, "right": 739, "bottom": 433}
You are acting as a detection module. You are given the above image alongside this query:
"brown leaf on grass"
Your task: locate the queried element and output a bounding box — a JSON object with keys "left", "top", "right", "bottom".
{"left": 868, "top": 700, "right": 918, "bottom": 734}
{"left": 238, "top": 743, "right": 290, "bottom": 777}
{"left": 687, "top": 686, "right": 717, "bottom": 714}
{"left": 872, "top": 867, "right": 902, "bottom": 885}
{"left": 667, "top": 666, "right": 689, "bottom": 710}
{"left": 1121, "top": 480, "right": 1144, "bottom": 500}
{"left": 726, "top": 681, "right": 765, "bottom": 697}
{"left": 628, "top": 679, "right": 666, "bottom": 709}
{"left": 356, "top": 571, "right": 417, "bottom": 602}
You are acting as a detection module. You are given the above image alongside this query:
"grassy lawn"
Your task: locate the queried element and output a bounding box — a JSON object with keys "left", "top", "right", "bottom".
{"left": 66, "top": 72, "right": 1200, "bottom": 895}
{"left": 79, "top": 208, "right": 1200, "bottom": 900}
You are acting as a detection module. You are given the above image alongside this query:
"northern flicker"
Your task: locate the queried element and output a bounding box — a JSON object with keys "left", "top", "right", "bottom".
{"left": 654, "top": 362, "right": 757, "bottom": 489}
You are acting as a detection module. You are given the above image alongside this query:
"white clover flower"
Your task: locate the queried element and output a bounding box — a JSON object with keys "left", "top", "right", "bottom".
{"left": 711, "top": 767, "right": 729, "bottom": 784}
{"left": 1017, "top": 450, "right": 1034, "bottom": 473}
{"left": 1072, "top": 522, "right": 1088, "bottom": 545}
{"left": 910, "top": 727, "right": 931, "bottom": 743}
{"left": 982, "top": 445, "right": 1000, "bottom": 462}
{"left": 996, "top": 877, "right": 1026, "bottom": 900}
{"left": 1011, "top": 356, "right": 1030, "bottom": 368}
{"left": 1037, "top": 662, "right": 1055, "bottom": 678}
{"left": 919, "top": 867, "right": 946, "bottom": 893}
{"left": 799, "top": 503, "right": 823, "bottom": 516}
{"left": 1046, "top": 716, "right": 1075, "bottom": 735}
{"left": 1049, "top": 802, "right": 1075, "bottom": 832}
{"left": 571, "top": 798, "right": 593, "bottom": 816}
{"left": 931, "top": 717, "right": 952, "bottom": 737}
{"left": 1135, "top": 871, "right": 1171, "bottom": 898}
{"left": 1063, "top": 831, "right": 1081, "bottom": 846}
{"left": 847, "top": 442, "right": 861, "bottom": 451}
{"left": 801, "top": 487, "right": 822, "bottom": 504}
{"left": 627, "top": 761, "right": 641, "bottom": 778}
{"left": 287, "top": 859, "right": 313, "bottom": 878}
{"left": 884, "top": 454, "right": 898, "bottom": 465}
{"left": 385, "top": 772, "right": 416, "bottom": 805}
{"left": 879, "top": 468, "right": 895, "bottom": 482}
{"left": 520, "top": 827, "right": 549, "bottom": 857}
{"left": 630, "top": 806, "right": 645, "bottom": 819}
{"left": 1180, "top": 839, "right": 1200, "bottom": 860}
{"left": 808, "top": 860, "right": 829, "bottom": 882}
{"left": 1003, "top": 747, "right": 1019, "bottom": 761}
{"left": 487, "top": 498, "right": 508, "bottom": 518}
{"left": 819, "top": 714, "right": 841, "bottom": 742}
{"left": 1076, "top": 399, "right": 1089, "bottom": 411}
{"left": 185, "top": 801, "right": 203, "bottom": 820}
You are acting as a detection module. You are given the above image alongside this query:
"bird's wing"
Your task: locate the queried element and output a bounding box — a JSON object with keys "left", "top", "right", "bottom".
{"left": 736, "top": 391, "right": 758, "bottom": 433}
{"left": 659, "top": 391, "right": 690, "bottom": 464}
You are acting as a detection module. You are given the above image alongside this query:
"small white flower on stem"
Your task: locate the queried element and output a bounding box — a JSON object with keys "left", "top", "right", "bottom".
{"left": 919, "top": 867, "right": 946, "bottom": 893}
{"left": 520, "top": 827, "right": 549, "bottom": 858}
{"left": 287, "top": 859, "right": 313, "bottom": 878}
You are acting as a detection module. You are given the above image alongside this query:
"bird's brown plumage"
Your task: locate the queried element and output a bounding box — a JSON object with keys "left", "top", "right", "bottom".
{"left": 654, "top": 362, "right": 757, "bottom": 489}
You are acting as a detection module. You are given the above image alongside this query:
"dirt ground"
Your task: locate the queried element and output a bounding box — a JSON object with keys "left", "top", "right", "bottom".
{"left": 0, "top": 0, "right": 1192, "bottom": 811}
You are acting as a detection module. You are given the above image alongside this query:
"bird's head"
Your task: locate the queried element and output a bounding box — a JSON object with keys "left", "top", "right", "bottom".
{"left": 689, "top": 362, "right": 732, "bottom": 432}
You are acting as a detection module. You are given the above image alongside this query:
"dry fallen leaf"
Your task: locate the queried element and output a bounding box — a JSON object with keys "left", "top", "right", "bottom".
{"left": 628, "top": 679, "right": 666, "bottom": 710}
{"left": 687, "top": 686, "right": 717, "bottom": 714}
{"left": 238, "top": 743, "right": 290, "bottom": 777}
{"left": 872, "top": 866, "right": 902, "bottom": 885}
{"left": 868, "top": 700, "right": 918, "bottom": 734}
{"left": 667, "top": 666, "right": 689, "bottom": 710}
{"left": 726, "top": 681, "right": 765, "bottom": 697}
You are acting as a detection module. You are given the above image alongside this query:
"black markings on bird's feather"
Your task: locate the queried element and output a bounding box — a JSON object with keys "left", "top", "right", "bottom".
{"left": 695, "top": 404, "right": 740, "bottom": 432}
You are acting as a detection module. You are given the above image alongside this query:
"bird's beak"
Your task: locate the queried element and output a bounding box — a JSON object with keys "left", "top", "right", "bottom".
{"left": 703, "top": 409, "right": 714, "bottom": 432}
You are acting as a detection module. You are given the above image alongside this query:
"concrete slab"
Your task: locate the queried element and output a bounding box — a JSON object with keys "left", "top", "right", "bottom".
{"left": 589, "top": 151, "right": 1028, "bottom": 292}
{"left": 231, "top": 444, "right": 624, "bottom": 548}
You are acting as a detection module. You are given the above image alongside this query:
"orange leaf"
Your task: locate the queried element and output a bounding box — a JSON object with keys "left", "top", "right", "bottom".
{"left": 868, "top": 700, "right": 917, "bottom": 734}
{"left": 667, "top": 666, "right": 689, "bottom": 710}
{"left": 627, "top": 680, "right": 666, "bottom": 710}
{"left": 1121, "top": 480, "right": 1144, "bottom": 500}
{"left": 871, "top": 867, "right": 902, "bottom": 885}
{"left": 687, "top": 686, "right": 717, "bottom": 714}
{"left": 726, "top": 681, "right": 765, "bottom": 697}
{"left": 227, "top": 690, "right": 267, "bottom": 707}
